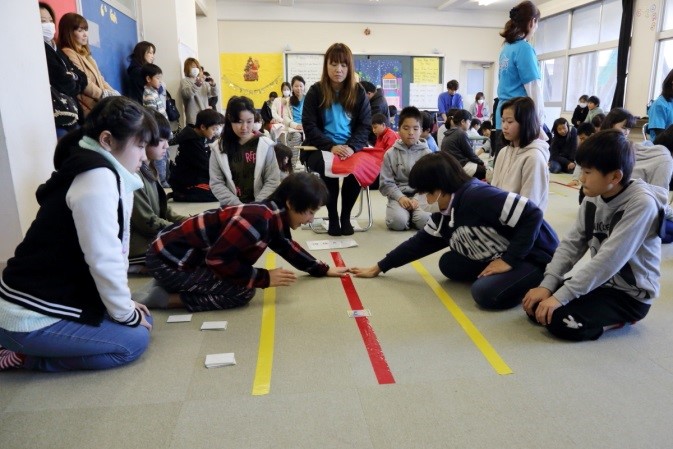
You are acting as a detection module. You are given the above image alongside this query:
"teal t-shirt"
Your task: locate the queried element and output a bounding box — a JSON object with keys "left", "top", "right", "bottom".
{"left": 496, "top": 39, "right": 540, "bottom": 128}
{"left": 292, "top": 98, "right": 304, "bottom": 124}
{"left": 322, "top": 101, "right": 351, "bottom": 145}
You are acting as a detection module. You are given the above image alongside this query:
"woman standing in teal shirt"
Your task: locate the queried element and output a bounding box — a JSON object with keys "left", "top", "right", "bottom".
{"left": 495, "top": 1, "right": 543, "bottom": 130}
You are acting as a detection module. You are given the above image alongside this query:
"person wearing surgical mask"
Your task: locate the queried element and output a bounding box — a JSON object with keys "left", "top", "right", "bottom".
{"left": 180, "top": 57, "right": 213, "bottom": 127}
{"left": 39, "top": 2, "right": 87, "bottom": 136}
{"left": 209, "top": 96, "right": 281, "bottom": 207}
{"left": 571, "top": 94, "right": 590, "bottom": 127}
{"left": 469, "top": 92, "right": 490, "bottom": 120}
{"left": 271, "top": 81, "right": 292, "bottom": 126}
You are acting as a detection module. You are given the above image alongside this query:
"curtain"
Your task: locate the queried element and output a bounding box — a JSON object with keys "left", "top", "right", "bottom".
{"left": 611, "top": 0, "right": 635, "bottom": 109}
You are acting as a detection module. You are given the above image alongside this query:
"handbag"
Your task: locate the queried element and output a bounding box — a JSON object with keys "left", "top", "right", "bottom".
{"left": 50, "top": 86, "right": 79, "bottom": 128}
{"left": 165, "top": 90, "right": 180, "bottom": 122}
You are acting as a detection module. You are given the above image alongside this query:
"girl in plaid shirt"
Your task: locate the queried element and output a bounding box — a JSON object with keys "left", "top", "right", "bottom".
{"left": 144, "top": 173, "right": 348, "bottom": 311}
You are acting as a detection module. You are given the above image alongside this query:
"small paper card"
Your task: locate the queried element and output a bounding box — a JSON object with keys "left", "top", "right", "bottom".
{"left": 307, "top": 239, "right": 358, "bottom": 251}
{"left": 205, "top": 353, "right": 236, "bottom": 368}
{"left": 166, "top": 314, "right": 193, "bottom": 323}
{"left": 348, "top": 309, "right": 372, "bottom": 318}
{"left": 200, "top": 321, "right": 228, "bottom": 330}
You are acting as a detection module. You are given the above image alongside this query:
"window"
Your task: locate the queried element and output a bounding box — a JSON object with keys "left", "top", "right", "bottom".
{"left": 565, "top": 49, "right": 618, "bottom": 111}
{"left": 652, "top": 39, "right": 673, "bottom": 100}
{"left": 541, "top": 58, "right": 566, "bottom": 103}
{"left": 570, "top": 3, "right": 601, "bottom": 48}
{"left": 664, "top": 0, "right": 673, "bottom": 31}
{"left": 536, "top": 0, "right": 620, "bottom": 112}
{"left": 535, "top": 13, "right": 569, "bottom": 54}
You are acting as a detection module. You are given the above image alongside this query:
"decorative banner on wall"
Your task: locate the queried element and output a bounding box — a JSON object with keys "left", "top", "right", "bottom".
{"left": 355, "top": 59, "right": 403, "bottom": 109}
{"left": 220, "top": 53, "right": 284, "bottom": 108}
{"left": 413, "top": 57, "right": 440, "bottom": 84}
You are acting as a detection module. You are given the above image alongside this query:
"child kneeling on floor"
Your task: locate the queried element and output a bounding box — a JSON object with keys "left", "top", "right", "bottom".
{"left": 523, "top": 129, "right": 666, "bottom": 341}
{"left": 141, "top": 172, "right": 349, "bottom": 311}
{"left": 352, "top": 151, "right": 559, "bottom": 310}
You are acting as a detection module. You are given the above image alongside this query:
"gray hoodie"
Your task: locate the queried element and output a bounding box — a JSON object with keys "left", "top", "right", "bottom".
{"left": 379, "top": 139, "right": 431, "bottom": 201}
{"left": 491, "top": 139, "right": 550, "bottom": 211}
{"left": 632, "top": 142, "right": 673, "bottom": 191}
{"left": 540, "top": 179, "right": 666, "bottom": 305}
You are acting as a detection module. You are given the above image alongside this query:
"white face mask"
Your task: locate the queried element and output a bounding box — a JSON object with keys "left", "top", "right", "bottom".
{"left": 282, "top": 90, "right": 291, "bottom": 97}
{"left": 42, "top": 22, "right": 55, "bottom": 42}
{"left": 189, "top": 67, "right": 200, "bottom": 78}
{"left": 477, "top": 99, "right": 484, "bottom": 105}
{"left": 253, "top": 123, "right": 262, "bottom": 132}
{"left": 579, "top": 102, "right": 587, "bottom": 108}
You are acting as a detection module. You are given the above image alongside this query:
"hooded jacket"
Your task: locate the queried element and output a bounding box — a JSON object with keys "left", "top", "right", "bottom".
{"left": 549, "top": 127, "right": 578, "bottom": 168}
{"left": 209, "top": 135, "right": 281, "bottom": 207}
{"left": 379, "top": 139, "right": 431, "bottom": 201}
{"left": 632, "top": 142, "right": 673, "bottom": 191}
{"left": 491, "top": 138, "right": 550, "bottom": 211}
{"left": 169, "top": 126, "right": 212, "bottom": 191}
{"left": 441, "top": 127, "right": 483, "bottom": 167}
{"left": 540, "top": 179, "right": 666, "bottom": 305}
{"left": 376, "top": 179, "right": 559, "bottom": 273}
{"left": 0, "top": 150, "right": 140, "bottom": 326}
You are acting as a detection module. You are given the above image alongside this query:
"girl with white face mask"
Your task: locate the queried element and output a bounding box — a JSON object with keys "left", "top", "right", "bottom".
{"left": 571, "top": 94, "right": 590, "bottom": 127}
{"left": 180, "top": 57, "right": 213, "bottom": 127}
{"left": 39, "top": 2, "right": 88, "bottom": 136}
{"left": 469, "top": 91, "right": 490, "bottom": 120}
{"left": 271, "top": 81, "right": 292, "bottom": 126}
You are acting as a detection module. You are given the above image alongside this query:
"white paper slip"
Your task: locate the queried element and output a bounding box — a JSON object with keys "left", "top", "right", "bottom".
{"left": 348, "top": 309, "right": 372, "bottom": 318}
{"left": 166, "top": 314, "right": 193, "bottom": 323}
{"left": 200, "top": 321, "right": 228, "bottom": 330}
{"left": 307, "top": 238, "right": 358, "bottom": 251}
{"left": 205, "top": 353, "right": 236, "bottom": 368}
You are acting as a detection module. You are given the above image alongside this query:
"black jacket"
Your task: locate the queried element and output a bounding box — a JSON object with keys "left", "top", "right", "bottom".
{"left": 441, "top": 128, "right": 483, "bottom": 166}
{"left": 44, "top": 42, "right": 87, "bottom": 99}
{"left": 549, "top": 127, "right": 578, "bottom": 168}
{"left": 0, "top": 151, "right": 127, "bottom": 325}
{"left": 126, "top": 60, "right": 145, "bottom": 104}
{"left": 369, "top": 89, "right": 390, "bottom": 119}
{"left": 571, "top": 105, "right": 589, "bottom": 127}
{"left": 169, "top": 126, "right": 212, "bottom": 191}
{"left": 302, "top": 82, "right": 372, "bottom": 153}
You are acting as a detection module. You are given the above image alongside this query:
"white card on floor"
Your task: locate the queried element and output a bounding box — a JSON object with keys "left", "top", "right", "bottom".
{"left": 348, "top": 309, "right": 372, "bottom": 318}
{"left": 166, "top": 314, "right": 192, "bottom": 323}
{"left": 201, "top": 321, "right": 228, "bottom": 330}
{"left": 307, "top": 239, "right": 358, "bottom": 250}
{"left": 205, "top": 353, "right": 236, "bottom": 368}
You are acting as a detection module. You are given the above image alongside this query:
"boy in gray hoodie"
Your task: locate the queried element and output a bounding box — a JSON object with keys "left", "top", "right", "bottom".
{"left": 523, "top": 130, "right": 666, "bottom": 341}
{"left": 379, "top": 106, "right": 432, "bottom": 231}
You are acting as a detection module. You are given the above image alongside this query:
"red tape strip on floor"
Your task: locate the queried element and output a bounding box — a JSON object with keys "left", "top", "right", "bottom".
{"left": 331, "top": 251, "right": 395, "bottom": 385}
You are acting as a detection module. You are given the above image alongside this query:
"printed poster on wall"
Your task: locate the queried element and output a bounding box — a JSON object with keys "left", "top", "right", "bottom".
{"left": 355, "top": 59, "right": 403, "bottom": 109}
{"left": 413, "top": 57, "right": 440, "bottom": 84}
{"left": 220, "top": 53, "right": 283, "bottom": 109}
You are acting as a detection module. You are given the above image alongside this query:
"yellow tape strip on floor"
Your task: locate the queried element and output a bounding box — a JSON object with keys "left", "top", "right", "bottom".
{"left": 252, "top": 253, "right": 277, "bottom": 395}
{"left": 411, "top": 261, "right": 513, "bottom": 375}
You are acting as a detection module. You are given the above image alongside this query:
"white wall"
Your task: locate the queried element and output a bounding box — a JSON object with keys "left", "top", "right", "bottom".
{"left": 197, "top": 0, "right": 222, "bottom": 111}
{"left": 216, "top": 20, "right": 504, "bottom": 105}
{"left": 0, "top": 1, "right": 57, "bottom": 262}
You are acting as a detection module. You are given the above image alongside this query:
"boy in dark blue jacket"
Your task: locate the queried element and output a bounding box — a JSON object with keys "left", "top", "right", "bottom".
{"left": 352, "top": 152, "right": 559, "bottom": 310}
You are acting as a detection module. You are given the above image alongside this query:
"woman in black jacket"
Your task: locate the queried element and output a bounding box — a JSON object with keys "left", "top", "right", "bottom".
{"left": 302, "top": 43, "right": 372, "bottom": 236}
{"left": 40, "top": 2, "right": 87, "bottom": 135}
{"left": 126, "top": 41, "right": 156, "bottom": 104}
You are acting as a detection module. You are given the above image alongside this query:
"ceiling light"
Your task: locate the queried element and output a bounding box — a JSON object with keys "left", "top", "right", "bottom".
{"left": 477, "top": 0, "right": 498, "bottom": 5}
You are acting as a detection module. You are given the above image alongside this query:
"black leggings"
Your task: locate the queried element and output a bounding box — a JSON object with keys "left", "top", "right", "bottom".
{"left": 305, "top": 150, "right": 361, "bottom": 223}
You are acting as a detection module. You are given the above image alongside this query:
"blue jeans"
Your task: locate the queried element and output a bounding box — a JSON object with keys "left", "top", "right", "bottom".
{"left": 0, "top": 315, "right": 152, "bottom": 372}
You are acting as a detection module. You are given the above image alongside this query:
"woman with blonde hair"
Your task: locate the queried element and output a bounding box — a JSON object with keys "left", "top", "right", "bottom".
{"left": 59, "top": 12, "right": 119, "bottom": 116}
{"left": 180, "top": 57, "right": 213, "bottom": 127}
{"left": 302, "top": 43, "right": 372, "bottom": 236}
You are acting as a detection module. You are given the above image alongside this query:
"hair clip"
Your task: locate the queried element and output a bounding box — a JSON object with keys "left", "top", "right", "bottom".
{"left": 509, "top": 7, "right": 519, "bottom": 20}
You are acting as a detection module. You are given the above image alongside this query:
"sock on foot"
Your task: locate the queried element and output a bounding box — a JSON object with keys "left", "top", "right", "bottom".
{"left": 340, "top": 217, "right": 354, "bottom": 235}
{"left": 0, "top": 348, "right": 25, "bottom": 370}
